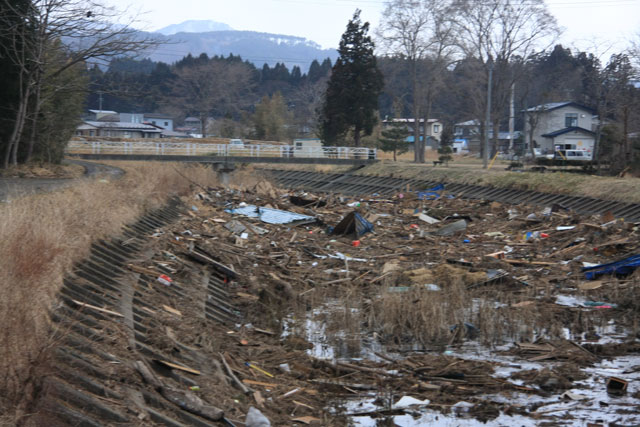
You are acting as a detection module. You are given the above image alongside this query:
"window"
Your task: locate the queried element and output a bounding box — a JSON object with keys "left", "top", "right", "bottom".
{"left": 433, "top": 124, "right": 441, "bottom": 133}
{"left": 164, "top": 121, "right": 169, "bottom": 126}
{"left": 565, "top": 113, "right": 578, "bottom": 127}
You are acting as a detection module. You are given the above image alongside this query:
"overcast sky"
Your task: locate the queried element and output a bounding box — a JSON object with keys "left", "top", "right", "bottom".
{"left": 110, "top": 0, "right": 639, "bottom": 56}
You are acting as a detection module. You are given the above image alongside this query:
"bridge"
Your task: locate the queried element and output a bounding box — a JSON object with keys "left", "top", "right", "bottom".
{"left": 65, "top": 140, "right": 378, "bottom": 166}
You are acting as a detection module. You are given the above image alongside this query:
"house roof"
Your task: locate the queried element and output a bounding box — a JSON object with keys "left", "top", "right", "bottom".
{"left": 455, "top": 119, "right": 480, "bottom": 127}
{"left": 523, "top": 102, "right": 596, "bottom": 114}
{"left": 89, "top": 109, "right": 117, "bottom": 115}
{"left": 145, "top": 113, "right": 174, "bottom": 119}
{"left": 541, "top": 126, "right": 595, "bottom": 138}
{"left": 83, "top": 121, "right": 162, "bottom": 132}
{"left": 383, "top": 118, "right": 440, "bottom": 124}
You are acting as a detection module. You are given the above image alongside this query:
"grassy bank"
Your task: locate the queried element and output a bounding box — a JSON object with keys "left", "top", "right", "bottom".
{"left": 0, "top": 162, "right": 220, "bottom": 419}
{"left": 258, "top": 155, "right": 640, "bottom": 204}
{"left": 359, "top": 160, "right": 640, "bottom": 203}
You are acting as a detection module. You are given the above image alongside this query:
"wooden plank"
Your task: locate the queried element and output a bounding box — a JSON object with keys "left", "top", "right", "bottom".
{"left": 155, "top": 360, "right": 201, "bottom": 375}
{"left": 72, "top": 300, "right": 123, "bottom": 318}
{"left": 242, "top": 379, "right": 277, "bottom": 388}
{"left": 163, "top": 305, "right": 182, "bottom": 317}
{"left": 127, "top": 264, "right": 158, "bottom": 276}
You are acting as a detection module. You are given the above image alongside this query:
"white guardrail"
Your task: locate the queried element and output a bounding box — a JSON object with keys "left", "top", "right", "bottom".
{"left": 66, "top": 141, "right": 377, "bottom": 160}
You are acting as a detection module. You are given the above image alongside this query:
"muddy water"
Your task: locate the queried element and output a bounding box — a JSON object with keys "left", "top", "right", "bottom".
{"left": 283, "top": 300, "right": 640, "bottom": 426}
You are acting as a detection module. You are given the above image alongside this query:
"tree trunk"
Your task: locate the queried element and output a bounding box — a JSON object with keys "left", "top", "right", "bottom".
{"left": 354, "top": 127, "right": 361, "bottom": 147}
{"left": 4, "top": 86, "right": 31, "bottom": 168}
{"left": 26, "top": 77, "right": 43, "bottom": 163}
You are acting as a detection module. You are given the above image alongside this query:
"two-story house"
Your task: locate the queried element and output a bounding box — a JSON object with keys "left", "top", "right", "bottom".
{"left": 381, "top": 118, "right": 442, "bottom": 149}
{"left": 453, "top": 119, "right": 521, "bottom": 154}
{"left": 523, "top": 102, "right": 597, "bottom": 155}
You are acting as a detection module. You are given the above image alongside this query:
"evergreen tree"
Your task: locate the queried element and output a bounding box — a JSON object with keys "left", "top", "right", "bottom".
{"left": 437, "top": 125, "right": 454, "bottom": 165}
{"left": 319, "top": 10, "right": 383, "bottom": 146}
{"left": 379, "top": 121, "right": 409, "bottom": 161}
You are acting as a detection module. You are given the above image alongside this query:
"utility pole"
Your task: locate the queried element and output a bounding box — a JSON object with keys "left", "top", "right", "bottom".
{"left": 483, "top": 60, "right": 494, "bottom": 169}
{"left": 509, "top": 82, "right": 515, "bottom": 153}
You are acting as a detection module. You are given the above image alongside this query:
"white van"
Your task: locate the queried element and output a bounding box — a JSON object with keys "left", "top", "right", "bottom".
{"left": 555, "top": 149, "right": 592, "bottom": 161}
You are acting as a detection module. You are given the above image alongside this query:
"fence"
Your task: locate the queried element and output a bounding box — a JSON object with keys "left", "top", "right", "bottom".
{"left": 66, "top": 140, "right": 377, "bottom": 160}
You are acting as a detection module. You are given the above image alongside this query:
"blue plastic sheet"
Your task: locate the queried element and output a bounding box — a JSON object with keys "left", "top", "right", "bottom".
{"left": 226, "top": 205, "right": 315, "bottom": 225}
{"left": 582, "top": 254, "right": 640, "bottom": 280}
{"left": 418, "top": 184, "right": 444, "bottom": 200}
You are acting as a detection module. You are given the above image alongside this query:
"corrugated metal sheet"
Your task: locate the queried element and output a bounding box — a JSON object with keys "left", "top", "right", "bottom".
{"left": 226, "top": 205, "right": 315, "bottom": 225}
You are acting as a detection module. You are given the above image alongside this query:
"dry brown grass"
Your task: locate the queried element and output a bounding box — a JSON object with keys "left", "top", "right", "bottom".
{"left": 0, "top": 162, "right": 85, "bottom": 179}
{"left": 0, "top": 162, "right": 220, "bottom": 417}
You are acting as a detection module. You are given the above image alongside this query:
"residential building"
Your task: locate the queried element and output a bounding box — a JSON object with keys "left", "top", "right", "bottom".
{"left": 87, "top": 109, "right": 118, "bottom": 121}
{"left": 76, "top": 121, "right": 163, "bottom": 138}
{"left": 523, "top": 102, "right": 597, "bottom": 155}
{"left": 144, "top": 114, "right": 174, "bottom": 132}
{"left": 454, "top": 119, "right": 521, "bottom": 154}
{"left": 381, "top": 118, "right": 442, "bottom": 149}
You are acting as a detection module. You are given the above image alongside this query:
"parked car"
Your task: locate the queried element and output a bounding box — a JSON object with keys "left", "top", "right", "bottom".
{"left": 554, "top": 149, "right": 592, "bottom": 161}
{"left": 229, "top": 138, "right": 244, "bottom": 147}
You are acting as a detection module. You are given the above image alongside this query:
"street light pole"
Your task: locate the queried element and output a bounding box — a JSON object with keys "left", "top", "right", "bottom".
{"left": 483, "top": 60, "right": 494, "bottom": 169}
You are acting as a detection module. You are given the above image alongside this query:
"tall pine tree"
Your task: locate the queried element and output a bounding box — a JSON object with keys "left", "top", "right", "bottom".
{"left": 319, "top": 10, "right": 383, "bottom": 146}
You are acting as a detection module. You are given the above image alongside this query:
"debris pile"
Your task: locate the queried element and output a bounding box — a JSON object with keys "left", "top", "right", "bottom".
{"left": 45, "top": 180, "right": 640, "bottom": 425}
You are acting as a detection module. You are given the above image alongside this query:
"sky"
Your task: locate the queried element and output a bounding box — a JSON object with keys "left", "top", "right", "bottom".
{"left": 108, "top": 0, "right": 639, "bottom": 56}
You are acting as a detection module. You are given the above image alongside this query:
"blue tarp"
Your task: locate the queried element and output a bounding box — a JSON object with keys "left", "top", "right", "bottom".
{"left": 582, "top": 254, "right": 640, "bottom": 280}
{"left": 418, "top": 184, "right": 445, "bottom": 200}
{"left": 226, "top": 205, "right": 315, "bottom": 225}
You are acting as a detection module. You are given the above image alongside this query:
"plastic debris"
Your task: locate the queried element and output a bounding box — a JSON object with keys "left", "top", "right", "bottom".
{"left": 418, "top": 184, "right": 444, "bottom": 200}
{"left": 583, "top": 254, "right": 640, "bottom": 280}
{"left": 226, "top": 205, "right": 315, "bottom": 225}
{"left": 331, "top": 211, "right": 374, "bottom": 237}
{"left": 245, "top": 406, "right": 271, "bottom": 427}
{"left": 157, "top": 274, "right": 172, "bottom": 286}
{"left": 434, "top": 219, "right": 467, "bottom": 236}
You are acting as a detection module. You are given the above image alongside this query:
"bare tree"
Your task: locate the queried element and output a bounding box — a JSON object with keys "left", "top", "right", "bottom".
{"left": 377, "top": 0, "right": 455, "bottom": 163}
{"left": 0, "top": 0, "right": 158, "bottom": 167}
{"left": 171, "top": 60, "right": 254, "bottom": 136}
{"left": 450, "top": 0, "right": 560, "bottom": 162}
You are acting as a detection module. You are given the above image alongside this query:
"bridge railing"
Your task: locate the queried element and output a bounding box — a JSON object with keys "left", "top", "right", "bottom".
{"left": 66, "top": 140, "right": 377, "bottom": 160}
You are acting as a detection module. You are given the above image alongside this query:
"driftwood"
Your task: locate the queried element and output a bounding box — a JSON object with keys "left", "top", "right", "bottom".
{"left": 219, "top": 352, "right": 252, "bottom": 394}
{"left": 310, "top": 379, "right": 377, "bottom": 390}
{"left": 135, "top": 360, "right": 223, "bottom": 421}
{"left": 161, "top": 387, "right": 223, "bottom": 421}
{"left": 336, "top": 361, "right": 398, "bottom": 377}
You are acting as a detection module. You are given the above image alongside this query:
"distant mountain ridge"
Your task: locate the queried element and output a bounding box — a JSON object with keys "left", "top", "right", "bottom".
{"left": 156, "top": 20, "right": 233, "bottom": 35}
{"left": 145, "top": 20, "right": 337, "bottom": 72}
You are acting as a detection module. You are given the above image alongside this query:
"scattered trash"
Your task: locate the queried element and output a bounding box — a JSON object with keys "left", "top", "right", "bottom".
{"left": 246, "top": 406, "right": 271, "bottom": 427}
{"left": 226, "top": 205, "right": 316, "bottom": 225}
{"left": 331, "top": 211, "right": 374, "bottom": 237}
{"left": 606, "top": 377, "right": 628, "bottom": 395}
{"left": 157, "top": 274, "right": 172, "bottom": 286}
{"left": 418, "top": 184, "right": 444, "bottom": 200}
{"left": 583, "top": 254, "right": 640, "bottom": 280}
{"left": 417, "top": 213, "right": 440, "bottom": 224}
{"left": 434, "top": 219, "right": 467, "bottom": 236}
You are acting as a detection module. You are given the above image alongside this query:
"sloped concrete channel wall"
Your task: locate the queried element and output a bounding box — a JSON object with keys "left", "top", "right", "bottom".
{"left": 37, "top": 199, "right": 237, "bottom": 426}
{"left": 265, "top": 169, "right": 640, "bottom": 222}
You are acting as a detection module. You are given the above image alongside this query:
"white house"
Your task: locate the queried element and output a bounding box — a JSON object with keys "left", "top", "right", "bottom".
{"left": 381, "top": 118, "right": 442, "bottom": 149}
{"left": 76, "top": 121, "right": 162, "bottom": 138}
{"left": 523, "top": 102, "right": 597, "bottom": 155}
